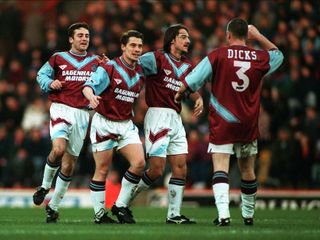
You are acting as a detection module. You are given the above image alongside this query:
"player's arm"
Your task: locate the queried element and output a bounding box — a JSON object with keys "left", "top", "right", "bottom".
{"left": 139, "top": 52, "right": 158, "bottom": 76}
{"left": 175, "top": 56, "right": 212, "bottom": 103}
{"left": 37, "top": 54, "right": 67, "bottom": 92}
{"left": 189, "top": 92, "right": 203, "bottom": 116}
{"left": 82, "top": 65, "right": 110, "bottom": 108}
{"left": 36, "top": 61, "right": 57, "bottom": 92}
{"left": 248, "top": 25, "right": 284, "bottom": 75}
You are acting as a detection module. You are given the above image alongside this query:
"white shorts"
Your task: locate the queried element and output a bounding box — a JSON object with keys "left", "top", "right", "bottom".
{"left": 144, "top": 107, "right": 188, "bottom": 158}
{"left": 50, "top": 103, "right": 90, "bottom": 156}
{"left": 90, "top": 112, "right": 142, "bottom": 152}
{"left": 208, "top": 140, "right": 258, "bottom": 158}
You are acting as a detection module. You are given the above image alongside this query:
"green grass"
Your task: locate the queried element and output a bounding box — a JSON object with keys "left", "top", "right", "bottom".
{"left": 0, "top": 207, "right": 319, "bottom": 240}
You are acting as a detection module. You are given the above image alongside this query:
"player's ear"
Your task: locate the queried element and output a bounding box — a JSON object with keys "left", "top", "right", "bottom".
{"left": 69, "top": 37, "right": 73, "bottom": 44}
{"left": 121, "top": 44, "right": 126, "bottom": 52}
{"left": 226, "top": 31, "right": 231, "bottom": 41}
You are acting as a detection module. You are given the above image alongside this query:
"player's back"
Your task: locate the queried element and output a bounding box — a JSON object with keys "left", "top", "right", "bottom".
{"left": 207, "top": 45, "right": 271, "bottom": 143}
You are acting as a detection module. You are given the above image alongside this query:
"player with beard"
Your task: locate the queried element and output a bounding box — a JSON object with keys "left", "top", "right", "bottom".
{"left": 132, "top": 24, "right": 203, "bottom": 224}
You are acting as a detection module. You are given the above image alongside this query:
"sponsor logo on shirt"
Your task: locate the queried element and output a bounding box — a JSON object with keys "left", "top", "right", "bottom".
{"left": 114, "top": 87, "right": 139, "bottom": 103}
{"left": 163, "top": 76, "right": 182, "bottom": 91}
{"left": 61, "top": 70, "right": 92, "bottom": 81}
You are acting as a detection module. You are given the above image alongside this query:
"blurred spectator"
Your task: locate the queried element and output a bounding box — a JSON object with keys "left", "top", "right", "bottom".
{"left": 21, "top": 97, "right": 48, "bottom": 132}
{"left": 24, "top": 127, "right": 50, "bottom": 185}
{"left": 0, "top": 125, "right": 11, "bottom": 186}
{"left": 8, "top": 59, "right": 24, "bottom": 87}
{"left": 2, "top": 94, "right": 24, "bottom": 131}
{"left": 270, "top": 126, "right": 302, "bottom": 188}
{"left": 187, "top": 130, "right": 211, "bottom": 188}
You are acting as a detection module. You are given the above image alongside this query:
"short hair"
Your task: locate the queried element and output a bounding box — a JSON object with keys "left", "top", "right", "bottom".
{"left": 120, "top": 30, "right": 144, "bottom": 46}
{"left": 68, "top": 22, "right": 89, "bottom": 38}
{"left": 226, "top": 18, "right": 248, "bottom": 39}
{"left": 163, "top": 24, "right": 188, "bottom": 53}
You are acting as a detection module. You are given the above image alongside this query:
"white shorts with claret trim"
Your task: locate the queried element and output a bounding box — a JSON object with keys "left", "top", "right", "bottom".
{"left": 90, "top": 112, "right": 142, "bottom": 152}
{"left": 208, "top": 140, "right": 258, "bottom": 158}
{"left": 144, "top": 107, "right": 188, "bottom": 158}
{"left": 50, "top": 103, "right": 90, "bottom": 156}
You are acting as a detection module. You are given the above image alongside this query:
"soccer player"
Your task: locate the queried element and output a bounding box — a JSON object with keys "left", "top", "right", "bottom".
{"left": 82, "top": 30, "right": 145, "bottom": 224}
{"left": 175, "top": 18, "right": 284, "bottom": 226}
{"left": 33, "top": 22, "right": 108, "bottom": 223}
{"left": 132, "top": 24, "right": 203, "bottom": 224}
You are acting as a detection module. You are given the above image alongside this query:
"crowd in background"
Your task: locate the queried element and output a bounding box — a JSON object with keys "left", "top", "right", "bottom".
{"left": 0, "top": 0, "right": 319, "bottom": 189}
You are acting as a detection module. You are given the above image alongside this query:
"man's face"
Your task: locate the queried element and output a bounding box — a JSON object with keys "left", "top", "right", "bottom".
{"left": 122, "top": 37, "right": 143, "bottom": 63}
{"left": 172, "top": 29, "right": 190, "bottom": 54}
{"left": 69, "top": 27, "right": 89, "bottom": 53}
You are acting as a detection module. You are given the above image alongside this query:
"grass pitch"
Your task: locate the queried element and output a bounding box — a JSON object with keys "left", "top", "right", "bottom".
{"left": 0, "top": 207, "right": 319, "bottom": 240}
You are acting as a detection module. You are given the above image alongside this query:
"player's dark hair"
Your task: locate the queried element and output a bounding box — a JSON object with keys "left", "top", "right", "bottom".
{"left": 120, "top": 30, "right": 144, "bottom": 45}
{"left": 163, "top": 24, "right": 188, "bottom": 53}
{"left": 226, "top": 18, "right": 248, "bottom": 39}
{"left": 68, "top": 22, "right": 89, "bottom": 38}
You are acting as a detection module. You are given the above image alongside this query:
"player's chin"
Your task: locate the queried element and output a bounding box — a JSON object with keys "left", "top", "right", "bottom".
{"left": 80, "top": 44, "right": 88, "bottom": 50}
{"left": 131, "top": 55, "right": 140, "bottom": 61}
{"left": 181, "top": 49, "right": 188, "bottom": 54}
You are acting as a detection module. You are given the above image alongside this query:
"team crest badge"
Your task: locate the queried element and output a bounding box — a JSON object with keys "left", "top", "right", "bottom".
{"left": 91, "top": 64, "right": 97, "bottom": 72}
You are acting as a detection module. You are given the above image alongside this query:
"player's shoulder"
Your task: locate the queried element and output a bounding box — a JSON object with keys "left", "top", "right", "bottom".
{"left": 50, "top": 51, "right": 65, "bottom": 59}
{"left": 181, "top": 55, "right": 192, "bottom": 65}
{"left": 86, "top": 52, "right": 99, "bottom": 59}
{"left": 206, "top": 46, "right": 224, "bottom": 59}
{"left": 147, "top": 50, "right": 162, "bottom": 60}
{"left": 105, "top": 57, "right": 124, "bottom": 70}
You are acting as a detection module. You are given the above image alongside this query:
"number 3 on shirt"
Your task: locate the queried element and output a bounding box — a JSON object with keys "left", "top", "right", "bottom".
{"left": 232, "top": 60, "right": 250, "bottom": 92}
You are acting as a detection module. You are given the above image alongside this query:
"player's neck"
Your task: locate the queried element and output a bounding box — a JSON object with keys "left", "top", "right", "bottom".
{"left": 168, "top": 51, "right": 181, "bottom": 62}
{"left": 69, "top": 49, "right": 87, "bottom": 56}
{"left": 120, "top": 55, "right": 136, "bottom": 69}
{"left": 229, "top": 39, "right": 246, "bottom": 46}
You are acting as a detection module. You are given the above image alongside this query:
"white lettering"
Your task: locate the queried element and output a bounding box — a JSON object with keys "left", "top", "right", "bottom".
{"left": 115, "top": 94, "right": 135, "bottom": 103}
{"left": 62, "top": 70, "right": 93, "bottom": 81}
{"left": 227, "top": 49, "right": 257, "bottom": 60}
{"left": 165, "top": 83, "right": 180, "bottom": 91}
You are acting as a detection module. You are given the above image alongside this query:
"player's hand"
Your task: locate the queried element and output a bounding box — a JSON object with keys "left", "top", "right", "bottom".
{"left": 50, "top": 79, "right": 64, "bottom": 90}
{"left": 174, "top": 91, "right": 184, "bottom": 103}
{"left": 88, "top": 95, "right": 101, "bottom": 109}
{"left": 98, "top": 53, "right": 109, "bottom": 64}
{"left": 248, "top": 25, "right": 260, "bottom": 40}
{"left": 193, "top": 96, "right": 203, "bottom": 116}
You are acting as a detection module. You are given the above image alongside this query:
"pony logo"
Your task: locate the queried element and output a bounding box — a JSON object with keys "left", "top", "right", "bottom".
{"left": 164, "top": 69, "right": 171, "bottom": 75}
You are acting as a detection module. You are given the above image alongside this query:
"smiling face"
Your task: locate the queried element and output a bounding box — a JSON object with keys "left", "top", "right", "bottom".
{"left": 121, "top": 36, "right": 143, "bottom": 65}
{"left": 69, "top": 27, "right": 89, "bottom": 54}
{"left": 171, "top": 29, "right": 191, "bottom": 55}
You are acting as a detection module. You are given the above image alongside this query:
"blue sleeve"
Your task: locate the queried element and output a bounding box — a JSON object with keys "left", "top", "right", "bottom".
{"left": 185, "top": 56, "right": 212, "bottom": 92}
{"left": 85, "top": 66, "right": 110, "bottom": 95}
{"left": 139, "top": 52, "right": 158, "bottom": 76}
{"left": 36, "top": 62, "right": 54, "bottom": 92}
{"left": 266, "top": 50, "right": 284, "bottom": 76}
